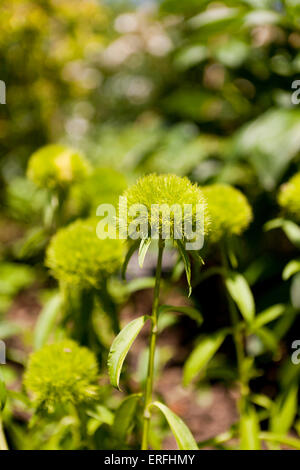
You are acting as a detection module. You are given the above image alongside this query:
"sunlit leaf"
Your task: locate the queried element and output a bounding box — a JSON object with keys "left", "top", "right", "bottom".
{"left": 176, "top": 240, "right": 192, "bottom": 297}
{"left": 158, "top": 304, "right": 203, "bottom": 326}
{"left": 225, "top": 271, "right": 255, "bottom": 323}
{"left": 183, "top": 329, "right": 228, "bottom": 386}
{"left": 34, "top": 293, "right": 62, "bottom": 350}
{"left": 151, "top": 401, "right": 198, "bottom": 450}
{"left": 108, "top": 316, "right": 150, "bottom": 390}
{"left": 138, "top": 238, "right": 151, "bottom": 268}
{"left": 240, "top": 404, "right": 261, "bottom": 450}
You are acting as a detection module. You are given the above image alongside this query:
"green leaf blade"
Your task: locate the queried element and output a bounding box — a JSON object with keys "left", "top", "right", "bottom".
{"left": 225, "top": 271, "right": 255, "bottom": 323}
{"left": 108, "top": 315, "right": 149, "bottom": 390}
{"left": 152, "top": 401, "right": 198, "bottom": 450}
{"left": 183, "top": 330, "right": 227, "bottom": 386}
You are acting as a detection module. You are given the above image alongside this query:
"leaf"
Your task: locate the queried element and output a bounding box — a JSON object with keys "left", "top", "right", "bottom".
{"left": 151, "top": 401, "right": 198, "bottom": 450}
{"left": 240, "top": 404, "right": 261, "bottom": 450}
{"left": 138, "top": 238, "right": 151, "bottom": 268}
{"left": 281, "top": 220, "right": 300, "bottom": 249}
{"left": 125, "top": 277, "right": 155, "bottom": 294}
{"left": 107, "top": 316, "right": 150, "bottom": 390}
{"left": 176, "top": 240, "right": 192, "bottom": 297}
{"left": 252, "top": 304, "right": 285, "bottom": 330}
{"left": 255, "top": 327, "right": 278, "bottom": 352}
{"left": 113, "top": 394, "right": 142, "bottom": 441}
{"left": 260, "top": 432, "right": 300, "bottom": 450}
{"left": 271, "top": 384, "right": 298, "bottom": 435}
{"left": 87, "top": 405, "right": 114, "bottom": 427}
{"left": 121, "top": 241, "right": 139, "bottom": 280}
{"left": 265, "top": 218, "right": 300, "bottom": 249}
{"left": 183, "top": 330, "right": 228, "bottom": 386}
{"left": 158, "top": 304, "right": 203, "bottom": 326}
{"left": 283, "top": 259, "right": 300, "bottom": 280}
{"left": 34, "top": 293, "right": 62, "bottom": 350}
{"left": 225, "top": 271, "right": 255, "bottom": 323}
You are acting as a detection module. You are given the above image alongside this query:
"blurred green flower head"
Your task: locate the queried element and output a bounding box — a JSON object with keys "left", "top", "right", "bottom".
{"left": 27, "top": 144, "right": 90, "bottom": 190}
{"left": 278, "top": 172, "right": 300, "bottom": 222}
{"left": 46, "top": 218, "right": 124, "bottom": 287}
{"left": 72, "top": 167, "right": 128, "bottom": 215}
{"left": 24, "top": 340, "right": 99, "bottom": 412}
{"left": 119, "top": 174, "right": 209, "bottom": 247}
{"left": 202, "top": 184, "right": 252, "bottom": 243}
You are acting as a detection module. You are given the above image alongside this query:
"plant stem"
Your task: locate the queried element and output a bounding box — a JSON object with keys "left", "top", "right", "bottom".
{"left": 141, "top": 238, "right": 164, "bottom": 450}
{"left": 0, "top": 414, "right": 8, "bottom": 451}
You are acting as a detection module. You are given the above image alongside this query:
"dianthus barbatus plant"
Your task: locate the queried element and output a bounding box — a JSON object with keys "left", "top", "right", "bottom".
{"left": 24, "top": 340, "right": 99, "bottom": 413}
{"left": 27, "top": 144, "right": 90, "bottom": 230}
{"left": 46, "top": 218, "right": 125, "bottom": 344}
{"left": 108, "top": 174, "right": 209, "bottom": 450}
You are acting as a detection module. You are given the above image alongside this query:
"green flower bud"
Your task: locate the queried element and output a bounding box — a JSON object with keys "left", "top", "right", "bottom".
{"left": 46, "top": 218, "right": 125, "bottom": 287}
{"left": 24, "top": 340, "right": 99, "bottom": 412}
{"left": 202, "top": 183, "right": 252, "bottom": 243}
{"left": 27, "top": 145, "right": 90, "bottom": 190}
{"left": 119, "top": 174, "right": 209, "bottom": 243}
{"left": 278, "top": 172, "right": 300, "bottom": 222}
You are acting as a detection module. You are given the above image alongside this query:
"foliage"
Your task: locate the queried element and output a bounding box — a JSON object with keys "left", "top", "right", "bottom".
{"left": 46, "top": 218, "right": 125, "bottom": 287}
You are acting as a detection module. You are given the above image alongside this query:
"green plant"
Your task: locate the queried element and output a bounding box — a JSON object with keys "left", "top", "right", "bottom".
{"left": 108, "top": 174, "right": 208, "bottom": 450}
{"left": 24, "top": 340, "right": 99, "bottom": 413}
{"left": 46, "top": 218, "right": 125, "bottom": 345}
{"left": 27, "top": 145, "right": 90, "bottom": 230}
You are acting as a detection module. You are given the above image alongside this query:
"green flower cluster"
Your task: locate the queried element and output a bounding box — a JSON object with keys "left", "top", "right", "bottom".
{"left": 24, "top": 340, "right": 99, "bottom": 412}
{"left": 73, "top": 167, "right": 128, "bottom": 214}
{"left": 119, "top": 174, "right": 209, "bottom": 241}
{"left": 278, "top": 172, "right": 300, "bottom": 222}
{"left": 27, "top": 145, "right": 90, "bottom": 190}
{"left": 202, "top": 183, "right": 252, "bottom": 243}
{"left": 46, "top": 218, "right": 124, "bottom": 287}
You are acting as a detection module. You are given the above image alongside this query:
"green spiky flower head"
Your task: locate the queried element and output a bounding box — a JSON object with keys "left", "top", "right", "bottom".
{"left": 72, "top": 167, "right": 128, "bottom": 215}
{"left": 27, "top": 144, "right": 90, "bottom": 190}
{"left": 46, "top": 218, "right": 124, "bottom": 287}
{"left": 278, "top": 172, "right": 300, "bottom": 222}
{"left": 119, "top": 174, "right": 209, "bottom": 246}
{"left": 24, "top": 340, "right": 99, "bottom": 412}
{"left": 202, "top": 184, "right": 252, "bottom": 244}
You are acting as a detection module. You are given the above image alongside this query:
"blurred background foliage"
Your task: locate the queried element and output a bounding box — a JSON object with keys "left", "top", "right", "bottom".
{"left": 1, "top": 0, "right": 300, "bottom": 450}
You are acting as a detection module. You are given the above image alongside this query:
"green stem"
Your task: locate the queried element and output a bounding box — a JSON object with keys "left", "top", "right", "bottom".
{"left": 141, "top": 239, "right": 164, "bottom": 450}
{"left": 0, "top": 414, "right": 8, "bottom": 451}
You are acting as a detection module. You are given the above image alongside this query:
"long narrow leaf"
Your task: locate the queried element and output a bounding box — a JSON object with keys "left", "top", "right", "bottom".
{"left": 108, "top": 315, "right": 150, "bottom": 390}
{"left": 152, "top": 401, "right": 198, "bottom": 450}
{"left": 176, "top": 240, "right": 192, "bottom": 297}
{"left": 183, "top": 329, "right": 228, "bottom": 386}
{"left": 225, "top": 271, "right": 255, "bottom": 323}
{"left": 158, "top": 304, "right": 203, "bottom": 326}
{"left": 138, "top": 238, "right": 151, "bottom": 268}
{"left": 240, "top": 404, "right": 261, "bottom": 450}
